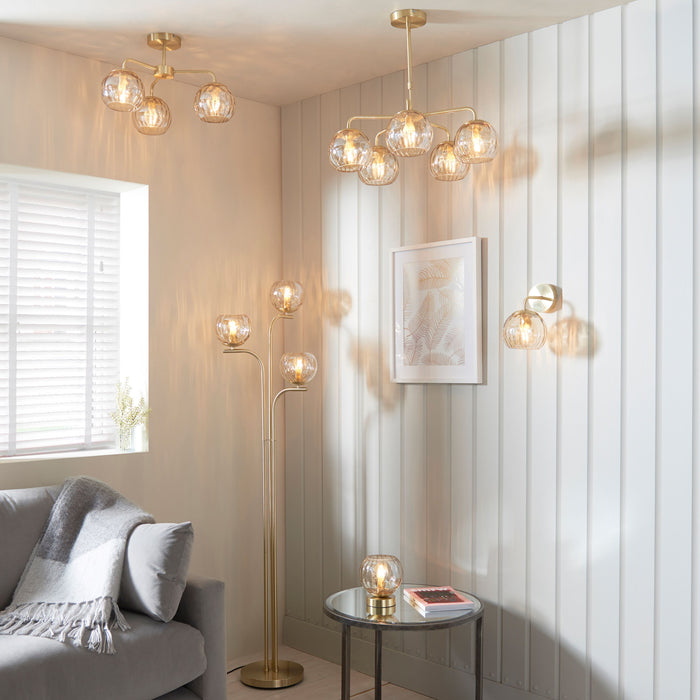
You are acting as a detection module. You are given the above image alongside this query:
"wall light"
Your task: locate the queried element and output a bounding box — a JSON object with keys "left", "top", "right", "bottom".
{"left": 101, "top": 32, "right": 235, "bottom": 136}
{"left": 503, "top": 284, "right": 562, "bottom": 350}
{"left": 329, "top": 9, "right": 497, "bottom": 186}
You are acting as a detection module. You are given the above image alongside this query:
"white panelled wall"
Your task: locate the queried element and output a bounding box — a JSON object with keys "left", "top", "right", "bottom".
{"left": 280, "top": 0, "right": 700, "bottom": 699}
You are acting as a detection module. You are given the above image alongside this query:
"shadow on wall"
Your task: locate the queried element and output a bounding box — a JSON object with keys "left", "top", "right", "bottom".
{"left": 323, "top": 288, "right": 400, "bottom": 412}
{"left": 547, "top": 302, "right": 598, "bottom": 357}
{"left": 471, "top": 133, "right": 539, "bottom": 194}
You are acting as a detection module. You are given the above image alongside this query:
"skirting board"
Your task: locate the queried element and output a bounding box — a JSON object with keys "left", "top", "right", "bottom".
{"left": 284, "top": 616, "right": 541, "bottom": 700}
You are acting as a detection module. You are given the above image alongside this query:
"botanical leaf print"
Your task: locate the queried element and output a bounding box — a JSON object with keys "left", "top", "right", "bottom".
{"left": 403, "top": 257, "right": 465, "bottom": 366}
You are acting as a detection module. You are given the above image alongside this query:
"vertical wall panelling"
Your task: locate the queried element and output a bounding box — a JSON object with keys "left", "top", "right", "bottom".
{"left": 282, "top": 102, "right": 305, "bottom": 622}
{"left": 401, "top": 61, "right": 429, "bottom": 661}
{"left": 655, "top": 0, "right": 694, "bottom": 696}
{"left": 449, "top": 48, "right": 477, "bottom": 676}
{"left": 301, "top": 96, "right": 324, "bottom": 627}
{"left": 378, "top": 69, "right": 405, "bottom": 654}
{"left": 281, "top": 1, "right": 700, "bottom": 696}
{"left": 528, "top": 23, "right": 560, "bottom": 700}
{"left": 338, "top": 84, "right": 362, "bottom": 591}
{"left": 358, "top": 77, "right": 382, "bottom": 559}
{"left": 473, "top": 40, "right": 503, "bottom": 684}
{"left": 500, "top": 32, "right": 530, "bottom": 693}
{"left": 694, "top": 0, "right": 700, "bottom": 696}
{"left": 620, "top": 0, "right": 657, "bottom": 697}
{"left": 557, "top": 16, "right": 590, "bottom": 700}
{"left": 425, "top": 56, "right": 454, "bottom": 669}
{"left": 319, "top": 91, "right": 342, "bottom": 631}
{"left": 588, "top": 8, "right": 622, "bottom": 700}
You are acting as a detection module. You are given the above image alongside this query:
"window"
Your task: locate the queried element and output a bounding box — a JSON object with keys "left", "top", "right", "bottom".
{"left": 0, "top": 166, "right": 148, "bottom": 458}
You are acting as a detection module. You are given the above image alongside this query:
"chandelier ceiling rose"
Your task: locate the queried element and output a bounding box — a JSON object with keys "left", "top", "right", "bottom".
{"left": 390, "top": 9, "right": 427, "bottom": 29}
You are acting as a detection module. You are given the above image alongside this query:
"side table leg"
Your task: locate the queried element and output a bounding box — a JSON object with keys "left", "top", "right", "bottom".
{"left": 475, "top": 616, "right": 483, "bottom": 700}
{"left": 342, "top": 624, "right": 351, "bottom": 700}
{"left": 375, "top": 629, "right": 383, "bottom": 700}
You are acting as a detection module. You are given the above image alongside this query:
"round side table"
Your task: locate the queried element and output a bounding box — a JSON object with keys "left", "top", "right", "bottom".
{"left": 323, "top": 585, "right": 484, "bottom": 700}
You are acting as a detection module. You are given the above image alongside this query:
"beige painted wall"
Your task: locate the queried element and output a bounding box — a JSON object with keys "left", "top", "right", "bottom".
{"left": 0, "top": 36, "right": 282, "bottom": 662}
{"left": 281, "top": 0, "right": 700, "bottom": 698}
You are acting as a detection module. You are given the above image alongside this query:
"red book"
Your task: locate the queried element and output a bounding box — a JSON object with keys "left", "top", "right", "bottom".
{"left": 403, "top": 586, "right": 475, "bottom": 613}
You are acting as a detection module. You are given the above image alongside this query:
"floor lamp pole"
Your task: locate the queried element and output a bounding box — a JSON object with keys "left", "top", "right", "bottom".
{"left": 218, "top": 289, "right": 316, "bottom": 690}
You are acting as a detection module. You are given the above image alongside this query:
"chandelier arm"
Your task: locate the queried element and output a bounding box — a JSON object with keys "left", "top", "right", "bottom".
{"left": 430, "top": 122, "right": 451, "bottom": 140}
{"left": 374, "top": 129, "right": 388, "bottom": 146}
{"left": 346, "top": 114, "right": 394, "bottom": 129}
{"left": 425, "top": 106, "right": 477, "bottom": 120}
{"left": 173, "top": 68, "right": 218, "bottom": 83}
{"left": 148, "top": 77, "right": 166, "bottom": 96}
{"left": 121, "top": 58, "right": 157, "bottom": 73}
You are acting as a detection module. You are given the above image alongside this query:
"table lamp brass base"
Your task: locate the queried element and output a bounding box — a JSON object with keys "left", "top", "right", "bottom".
{"left": 366, "top": 595, "right": 396, "bottom": 614}
{"left": 240, "top": 660, "right": 304, "bottom": 689}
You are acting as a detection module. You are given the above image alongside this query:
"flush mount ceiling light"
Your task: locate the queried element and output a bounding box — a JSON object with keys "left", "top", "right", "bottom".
{"left": 328, "top": 9, "right": 498, "bottom": 186}
{"left": 100, "top": 32, "right": 235, "bottom": 136}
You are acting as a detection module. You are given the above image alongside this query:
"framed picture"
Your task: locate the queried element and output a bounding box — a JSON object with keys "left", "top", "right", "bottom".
{"left": 392, "top": 237, "right": 482, "bottom": 384}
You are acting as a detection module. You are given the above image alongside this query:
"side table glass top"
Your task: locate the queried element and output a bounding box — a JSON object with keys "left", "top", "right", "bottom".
{"left": 324, "top": 585, "right": 483, "bottom": 632}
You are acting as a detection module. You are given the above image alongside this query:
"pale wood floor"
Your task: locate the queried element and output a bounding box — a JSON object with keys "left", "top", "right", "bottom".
{"left": 226, "top": 646, "right": 433, "bottom": 700}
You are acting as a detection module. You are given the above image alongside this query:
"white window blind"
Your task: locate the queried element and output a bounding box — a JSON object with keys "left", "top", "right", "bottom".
{"left": 0, "top": 179, "right": 120, "bottom": 457}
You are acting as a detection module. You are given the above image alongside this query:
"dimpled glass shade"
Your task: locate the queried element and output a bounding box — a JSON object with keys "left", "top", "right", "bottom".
{"left": 329, "top": 129, "right": 372, "bottom": 172}
{"left": 101, "top": 69, "right": 144, "bottom": 112}
{"left": 454, "top": 119, "right": 498, "bottom": 164}
{"left": 503, "top": 309, "right": 546, "bottom": 349}
{"left": 194, "top": 82, "right": 235, "bottom": 123}
{"left": 386, "top": 110, "right": 433, "bottom": 157}
{"left": 360, "top": 555, "right": 403, "bottom": 602}
{"left": 430, "top": 141, "right": 470, "bottom": 181}
{"left": 133, "top": 96, "right": 172, "bottom": 135}
{"left": 280, "top": 353, "right": 317, "bottom": 386}
{"left": 215, "top": 314, "right": 251, "bottom": 347}
{"left": 270, "top": 280, "right": 304, "bottom": 314}
{"left": 359, "top": 146, "right": 399, "bottom": 186}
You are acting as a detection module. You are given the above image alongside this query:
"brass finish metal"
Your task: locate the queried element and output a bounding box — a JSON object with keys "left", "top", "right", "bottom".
{"left": 240, "top": 660, "right": 304, "bottom": 689}
{"left": 154, "top": 64, "right": 175, "bottom": 79}
{"left": 525, "top": 284, "right": 562, "bottom": 314}
{"left": 390, "top": 9, "right": 427, "bottom": 29}
{"left": 367, "top": 596, "right": 397, "bottom": 613}
{"left": 147, "top": 32, "right": 182, "bottom": 51}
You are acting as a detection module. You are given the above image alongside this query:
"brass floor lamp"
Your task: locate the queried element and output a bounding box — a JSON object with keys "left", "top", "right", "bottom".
{"left": 216, "top": 281, "right": 317, "bottom": 689}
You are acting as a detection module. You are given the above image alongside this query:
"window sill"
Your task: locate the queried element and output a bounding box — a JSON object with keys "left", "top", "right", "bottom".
{"left": 0, "top": 447, "right": 148, "bottom": 464}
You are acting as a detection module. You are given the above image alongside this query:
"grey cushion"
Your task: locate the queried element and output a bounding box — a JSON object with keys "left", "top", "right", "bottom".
{"left": 120, "top": 522, "right": 194, "bottom": 622}
{"left": 0, "top": 486, "right": 56, "bottom": 609}
{"left": 0, "top": 611, "right": 206, "bottom": 700}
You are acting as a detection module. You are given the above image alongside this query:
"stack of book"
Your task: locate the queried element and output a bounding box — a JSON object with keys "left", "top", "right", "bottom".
{"left": 403, "top": 586, "right": 476, "bottom": 616}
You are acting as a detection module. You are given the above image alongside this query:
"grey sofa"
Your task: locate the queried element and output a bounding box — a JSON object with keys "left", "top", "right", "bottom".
{"left": 0, "top": 485, "right": 227, "bottom": 700}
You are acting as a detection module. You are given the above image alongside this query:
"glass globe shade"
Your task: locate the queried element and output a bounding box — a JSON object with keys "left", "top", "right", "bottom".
{"left": 359, "top": 146, "right": 399, "bottom": 186}
{"left": 194, "top": 82, "right": 235, "bottom": 123}
{"left": 454, "top": 119, "right": 498, "bottom": 163}
{"left": 101, "top": 69, "right": 144, "bottom": 112}
{"left": 360, "top": 555, "right": 403, "bottom": 612}
{"left": 386, "top": 110, "right": 433, "bottom": 157}
{"left": 429, "top": 141, "right": 470, "bottom": 181}
{"left": 503, "top": 309, "right": 546, "bottom": 349}
{"left": 280, "top": 353, "right": 318, "bottom": 386}
{"left": 329, "top": 129, "right": 372, "bottom": 172}
{"left": 270, "top": 280, "right": 304, "bottom": 314}
{"left": 215, "top": 314, "right": 251, "bottom": 347}
{"left": 132, "top": 96, "right": 172, "bottom": 135}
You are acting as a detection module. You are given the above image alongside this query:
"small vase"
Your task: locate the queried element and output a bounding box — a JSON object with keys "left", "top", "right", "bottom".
{"left": 119, "top": 427, "right": 134, "bottom": 452}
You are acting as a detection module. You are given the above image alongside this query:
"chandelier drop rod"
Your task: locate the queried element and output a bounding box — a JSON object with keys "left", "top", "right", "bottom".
{"left": 404, "top": 14, "right": 415, "bottom": 110}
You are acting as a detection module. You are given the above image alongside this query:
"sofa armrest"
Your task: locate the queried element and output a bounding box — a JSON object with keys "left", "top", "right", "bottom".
{"left": 174, "top": 575, "right": 226, "bottom": 700}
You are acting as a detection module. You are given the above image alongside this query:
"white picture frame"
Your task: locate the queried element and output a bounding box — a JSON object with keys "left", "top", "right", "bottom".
{"left": 392, "top": 237, "right": 482, "bottom": 384}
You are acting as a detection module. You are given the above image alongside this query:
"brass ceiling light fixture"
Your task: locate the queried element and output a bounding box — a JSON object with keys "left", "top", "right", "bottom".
{"left": 100, "top": 32, "right": 235, "bottom": 136}
{"left": 328, "top": 9, "right": 498, "bottom": 185}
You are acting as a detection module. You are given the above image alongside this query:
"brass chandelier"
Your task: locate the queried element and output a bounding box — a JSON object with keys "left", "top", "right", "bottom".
{"left": 329, "top": 9, "right": 498, "bottom": 185}
{"left": 100, "top": 32, "right": 235, "bottom": 136}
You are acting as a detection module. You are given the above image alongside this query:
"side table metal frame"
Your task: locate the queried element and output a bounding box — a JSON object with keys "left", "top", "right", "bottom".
{"left": 326, "top": 587, "right": 484, "bottom": 700}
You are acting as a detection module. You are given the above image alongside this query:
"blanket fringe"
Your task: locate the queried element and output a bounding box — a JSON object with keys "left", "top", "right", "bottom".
{"left": 0, "top": 597, "right": 129, "bottom": 655}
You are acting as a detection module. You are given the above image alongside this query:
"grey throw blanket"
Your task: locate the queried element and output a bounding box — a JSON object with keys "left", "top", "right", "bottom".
{"left": 0, "top": 476, "right": 153, "bottom": 654}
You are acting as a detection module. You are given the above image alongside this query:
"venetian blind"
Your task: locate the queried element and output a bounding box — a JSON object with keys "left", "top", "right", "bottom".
{"left": 0, "top": 179, "right": 120, "bottom": 457}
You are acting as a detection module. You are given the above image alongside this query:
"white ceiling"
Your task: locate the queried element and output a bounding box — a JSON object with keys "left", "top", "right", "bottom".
{"left": 0, "top": 0, "right": 628, "bottom": 106}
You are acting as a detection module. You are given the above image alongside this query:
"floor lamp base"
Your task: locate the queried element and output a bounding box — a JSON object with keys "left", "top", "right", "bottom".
{"left": 240, "top": 660, "right": 304, "bottom": 688}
